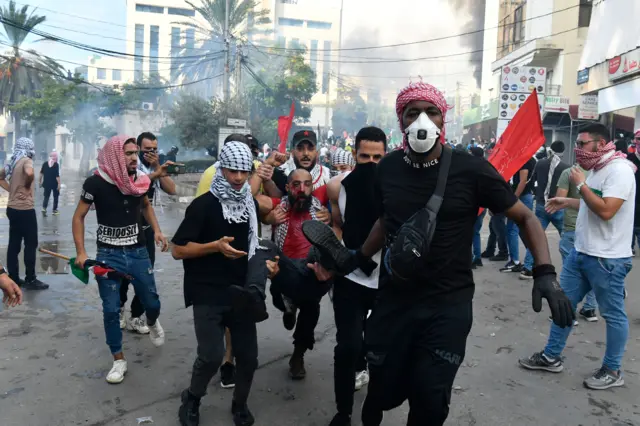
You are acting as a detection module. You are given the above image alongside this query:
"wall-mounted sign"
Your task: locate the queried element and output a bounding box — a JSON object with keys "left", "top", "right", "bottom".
{"left": 545, "top": 96, "right": 570, "bottom": 113}
{"left": 577, "top": 68, "right": 589, "bottom": 84}
{"left": 498, "top": 65, "right": 547, "bottom": 138}
{"left": 577, "top": 94, "right": 599, "bottom": 120}
{"left": 608, "top": 48, "right": 640, "bottom": 81}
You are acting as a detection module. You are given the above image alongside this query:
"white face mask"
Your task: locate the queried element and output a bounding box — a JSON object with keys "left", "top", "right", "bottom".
{"left": 405, "top": 112, "right": 441, "bottom": 153}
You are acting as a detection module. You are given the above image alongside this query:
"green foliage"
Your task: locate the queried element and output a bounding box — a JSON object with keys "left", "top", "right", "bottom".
{"left": 332, "top": 86, "right": 368, "bottom": 135}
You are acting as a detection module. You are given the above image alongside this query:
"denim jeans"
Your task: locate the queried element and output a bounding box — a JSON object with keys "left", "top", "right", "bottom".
{"left": 523, "top": 203, "right": 563, "bottom": 270}
{"left": 472, "top": 210, "right": 487, "bottom": 262}
{"left": 544, "top": 249, "right": 631, "bottom": 371}
{"left": 506, "top": 193, "right": 533, "bottom": 262}
{"left": 559, "top": 231, "right": 597, "bottom": 310}
{"left": 96, "top": 246, "right": 161, "bottom": 354}
{"left": 485, "top": 213, "right": 507, "bottom": 255}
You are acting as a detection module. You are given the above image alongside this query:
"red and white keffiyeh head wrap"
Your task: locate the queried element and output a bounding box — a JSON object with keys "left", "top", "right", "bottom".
{"left": 395, "top": 81, "right": 450, "bottom": 149}
{"left": 95, "top": 135, "right": 150, "bottom": 196}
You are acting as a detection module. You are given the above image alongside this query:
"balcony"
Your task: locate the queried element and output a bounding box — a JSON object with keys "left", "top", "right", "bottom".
{"left": 492, "top": 39, "right": 562, "bottom": 72}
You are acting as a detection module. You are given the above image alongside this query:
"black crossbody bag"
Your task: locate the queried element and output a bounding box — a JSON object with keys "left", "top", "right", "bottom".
{"left": 388, "top": 144, "right": 452, "bottom": 282}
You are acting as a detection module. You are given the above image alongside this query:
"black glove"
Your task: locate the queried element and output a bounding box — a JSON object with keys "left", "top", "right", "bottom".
{"left": 532, "top": 264, "right": 575, "bottom": 328}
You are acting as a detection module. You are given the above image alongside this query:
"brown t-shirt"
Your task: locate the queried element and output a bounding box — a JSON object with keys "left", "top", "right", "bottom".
{"left": 8, "top": 157, "right": 35, "bottom": 210}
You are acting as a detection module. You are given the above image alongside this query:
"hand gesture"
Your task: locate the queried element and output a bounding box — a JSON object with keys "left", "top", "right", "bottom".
{"left": 155, "top": 232, "right": 169, "bottom": 252}
{"left": 75, "top": 252, "right": 89, "bottom": 269}
{"left": 316, "top": 207, "right": 331, "bottom": 225}
{"left": 532, "top": 271, "right": 575, "bottom": 328}
{"left": 215, "top": 236, "right": 248, "bottom": 259}
{"left": 569, "top": 166, "right": 586, "bottom": 186}
{"left": 266, "top": 256, "right": 280, "bottom": 279}
{"left": 256, "top": 163, "right": 274, "bottom": 182}
{"left": 1, "top": 275, "right": 22, "bottom": 308}
{"left": 144, "top": 151, "right": 160, "bottom": 169}
{"left": 266, "top": 151, "right": 288, "bottom": 168}
{"left": 270, "top": 206, "right": 288, "bottom": 225}
{"left": 307, "top": 262, "right": 333, "bottom": 282}
{"left": 545, "top": 197, "right": 570, "bottom": 214}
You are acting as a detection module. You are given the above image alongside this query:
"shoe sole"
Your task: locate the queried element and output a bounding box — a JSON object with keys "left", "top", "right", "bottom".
{"left": 106, "top": 369, "right": 127, "bottom": 384}
{"left": 301, "top": 221, "right": 352, "bottom": 273}
{"left": 220, "top": 382, "right": 236, "bottom": 389}
{"left": 579, "top": 314, "right": 598, "bottom": 322}
{"left": 283, "top": 312, "right": 296, "bottom": 331}
{"left": 518, "top": 359, "right": 563, "bottom": 373}
{"left": 583, "top": 378, "right": 624, "bottom": 390}
{"left": 289, "top": 371, "right": 306, "bottom": 380}
{"left": 519, "top": 274, "right": 533, "bottom": 280}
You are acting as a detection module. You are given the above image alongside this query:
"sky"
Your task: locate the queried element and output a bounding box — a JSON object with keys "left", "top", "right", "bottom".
{"left": 13, "top": 0, "right": 481, "bottom": 97}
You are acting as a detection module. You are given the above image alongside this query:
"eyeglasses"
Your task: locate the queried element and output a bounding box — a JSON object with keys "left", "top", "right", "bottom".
{"left": 576, "top": 139, "right": 601, "bottom": 148}
{"left": 142, "top": 148, "right": 158, "bottom": 153}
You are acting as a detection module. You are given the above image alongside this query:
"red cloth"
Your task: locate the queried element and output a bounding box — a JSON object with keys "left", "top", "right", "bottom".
{"left": 395, "top": 82, "right": 450, "bottom": 147}
{"left": 312, "top": 185, "right": 328, "bottom": 206}
{"left": 95, "top": 135, "right": 150, "bottom": 196}
{"left": 277, "top": 102, "right": 295, "bottom": 153}
{"left": 575, "top": 142, "right": 636, "bottom": 172}
{"left": 282, "top": 210, "right": 313, "bottom": 259}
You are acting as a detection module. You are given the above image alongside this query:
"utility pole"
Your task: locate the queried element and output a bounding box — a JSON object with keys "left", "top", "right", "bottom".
{"left": 223, "top": 0, "right": 230, "bottom": 102}
{"left": 235, "top": 43, "right": 242, "bottom": 97}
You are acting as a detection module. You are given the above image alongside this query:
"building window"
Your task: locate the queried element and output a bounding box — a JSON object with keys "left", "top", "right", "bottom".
{"left": 322, "top": 40, "right": 331, "bottom": 94}
{"left": 309, "top": 40, "right": 318, "bottom": 75}
{"left": 578, "top": 0, "right": 593, "bottom": 28}
{"left": 136, "top": 4, "right": 164, "bottom": 13}
{"left": 97, "top": 68, "right": 106, "bottom": 80}
{"left": 277, "top": 36, "right": 286, "bottom": 47}
{"left": 279, "top": 18, "right": 304, "bottom": 27}
{"left": 149, "top": 25, "right": 159, "bottom": 77}
{"left": 500, "top": 17, "right": 511, "bottom": 57}
{"left": 185, "top": 28, "right": 195, "bottom": 50}
{"left": 307, "top": 20, "right": 331, "bottom": 30}
{"left": 289, "top": 38, "right": 300, "bottom": 49}
{"left": 168, "top": 7, "right": 195, "bottom": 17}
{"left": 171, "top": 27, "right": 181, "bottom": 83}
{"left": 280, "top": 0, "right": 298, "bottom": 4}
{"left": 513, "top": 6, "right": 524, "bottom": 46}
{"left": 112, "top": 69, "right": 122, "bottom": 81}
{"left": 134, "top": 24, "right": 144, "bottom": 82}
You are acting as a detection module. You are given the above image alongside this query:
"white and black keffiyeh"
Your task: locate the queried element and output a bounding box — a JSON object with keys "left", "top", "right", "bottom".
{"left": 544, "top": 153, "right": 562, "bottom": 202}
{"left": 274, "top": 196, "right": 323, "bottom": 251}
{"left": 5, "top": 137, "right": 35, "bottom": 180}
{"left": 332, "top": 149, "right": 355, "bottom": 167}
{"left": 210, "top": 142, "right": 259, "bottom": 259}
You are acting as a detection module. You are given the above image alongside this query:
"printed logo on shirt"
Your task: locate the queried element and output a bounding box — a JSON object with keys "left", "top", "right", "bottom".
{"left": 589, "top": 187, "right": 603, "bottom": 198}
{"left": 81, "top": 189, "right": 94, "bottom": 201}
{"left": 96, "top": 224, "right": 139, "bottom": 246}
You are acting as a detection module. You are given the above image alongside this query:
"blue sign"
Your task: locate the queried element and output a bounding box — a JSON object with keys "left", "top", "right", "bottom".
{"left": 577, "top": 68, "right": 589, "bottom": 84}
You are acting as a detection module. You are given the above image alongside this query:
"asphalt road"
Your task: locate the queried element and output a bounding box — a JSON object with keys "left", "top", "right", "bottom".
{"left": 1, "top": 172, "right": 639, "bottom": 426}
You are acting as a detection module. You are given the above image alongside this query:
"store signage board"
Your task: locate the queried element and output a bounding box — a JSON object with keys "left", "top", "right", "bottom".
{"left": 497, "top": 66, "right": 547, "bottom": 138}
{"left": 577, "top": 94, "right": 599, "bottom": 120}
{"left": 608, "top": 48, "right": 640, "bottom": 81}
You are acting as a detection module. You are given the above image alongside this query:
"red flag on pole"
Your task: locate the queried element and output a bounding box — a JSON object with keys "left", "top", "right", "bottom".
{"left": 277, "top": 102, "right": 295, "bottom": 153}
{"left": 488, "top": 89, "right": 545, "bottom": 181}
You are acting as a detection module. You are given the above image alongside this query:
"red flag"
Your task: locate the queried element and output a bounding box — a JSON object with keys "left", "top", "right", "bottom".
{"left": 277, "top": 102, "right": 295, "bottom": 153}
{"left": 488, "top": 89, "right": 545, "bottom": 182}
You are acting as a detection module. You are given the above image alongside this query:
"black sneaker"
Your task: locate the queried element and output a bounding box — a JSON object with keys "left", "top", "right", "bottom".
{"left": 23, "top": 278, "right": 49, "bottom": 290}
{"left": 499, "top": 260, "right": 514, "bottom": 272}
{"left": 518, "top": 351, "right": 564, "bottom": 373}
{"left": 282, "top": 296, "right": 297, "bottom": 331}
{"left": 329, "top": 412, "right": 352, "bottom": 426}
{"left": 579, "top": 308, "right": 598, "bottom": 322}
{"left": 220, "top": 362, "right": 236, "bottom": 389}
{"left": 178, "top": 389, "right": 200, "bottom": 426}
{"left": 489, "top": 253, "right": 508, "bottom": 262}
{"left": 289, "top": 348, "right": 307, "bottom": 380}
{"left": 301, "top": 221, "right": 355, "bottom": 274}
{"left": 583, "top": 366, "right": 624, "bottom": 390}
{"left": 472, "top": 258, "right": 483, "bottom": 268}
{"left": 231, "top": 400, "right": 255, "bottom": 426}
{"left": 519, "top": 268, "right": 533, "bottom": 280}
{"left": 481, "top": 250, "right": 494, "bottom": 259}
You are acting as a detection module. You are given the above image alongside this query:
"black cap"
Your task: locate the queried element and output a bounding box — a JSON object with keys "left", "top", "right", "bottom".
{"left": 291, "top": 130, "right": 317, "bottom": 148}
{"left": 245, "top": 134, "right": 260, "bottom": 150}
{"left": 550, "top": 140, "right": 565, "bottom": 153}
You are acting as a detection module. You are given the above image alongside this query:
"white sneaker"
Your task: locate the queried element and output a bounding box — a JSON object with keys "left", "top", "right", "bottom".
{"left": 148, "top": 320, "right": 165, "bottom": 347}
{"left": 119, "top": 308, "right": 126, "bottom": 329}
{"left": 355, "top": 370, "right": 370, "bottom": 391}
{"left": 129, "top": 317, "right": 150, "bottom": 334}
{"left": 106, "top": 359, "right": 127, "bottom": 384}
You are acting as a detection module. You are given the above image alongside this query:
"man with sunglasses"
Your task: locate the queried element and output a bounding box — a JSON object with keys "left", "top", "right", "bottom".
{"left": 118, "top": 132, "right": 177, "bottom": 334}
{"left": 629, "top": 129, "right": 640, "bottom": 254}
{"left": 521, "top": 123, "right": 635, "bottom": 390}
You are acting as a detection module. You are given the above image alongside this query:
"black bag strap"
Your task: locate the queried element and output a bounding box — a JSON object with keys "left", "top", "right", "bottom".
{"left": 425, "top": 144, "right": 452, "bottom": 213}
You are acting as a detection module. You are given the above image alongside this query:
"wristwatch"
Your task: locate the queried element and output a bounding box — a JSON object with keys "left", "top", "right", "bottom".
{"left": 576, "top": 181, "right": 585, "bottom": 192}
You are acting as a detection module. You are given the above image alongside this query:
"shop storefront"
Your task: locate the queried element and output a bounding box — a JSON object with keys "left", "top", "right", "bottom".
{"left": 462, "top": 99, "right": 498, "bottom": 144}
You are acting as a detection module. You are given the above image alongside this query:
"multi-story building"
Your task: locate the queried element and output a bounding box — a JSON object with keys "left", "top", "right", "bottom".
{"left": 75, "top": 56, "right": 133, "bottom": 87}
{"left": 487, "top": 0, "right": 594, "bottom": 146}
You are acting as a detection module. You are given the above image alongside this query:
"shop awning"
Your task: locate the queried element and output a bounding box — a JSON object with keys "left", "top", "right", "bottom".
{"left": 598, "top": 77, "right": 640, "bottom": 114}
{"left": 578, "top": 0, "right": 640, "bottom": 70}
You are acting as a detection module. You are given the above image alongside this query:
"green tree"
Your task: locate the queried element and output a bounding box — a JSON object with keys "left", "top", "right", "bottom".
{"left": 332, "top": 86, "right": 367, "bottom": 136}
{"left": 0, "top": 0, "right": 64, "bottom": 140}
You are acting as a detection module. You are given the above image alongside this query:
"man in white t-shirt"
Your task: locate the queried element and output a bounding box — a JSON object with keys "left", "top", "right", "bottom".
{"left": 326, "top": 127, "right": 387, "bottom": 426}
{"left": 520, "top": 123, "right": 635, "bottom": 391}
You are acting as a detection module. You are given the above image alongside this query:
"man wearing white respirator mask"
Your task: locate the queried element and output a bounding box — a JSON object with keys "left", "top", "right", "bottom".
{"left": 301, "top": 82, "right": 574, "bottom": 426}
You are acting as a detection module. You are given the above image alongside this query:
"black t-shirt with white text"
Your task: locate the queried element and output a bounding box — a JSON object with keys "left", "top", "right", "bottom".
{"left": 80, "top": 175, "right": 147, "bottom": 248}
{"left": 375, "top": 149, "right": 518, "bottom": 304}
{"left": 171, "top": 192, "right": 259, "bottom": 307}
{"left": 40, "top": 162, "right": 60, "bottom": 189}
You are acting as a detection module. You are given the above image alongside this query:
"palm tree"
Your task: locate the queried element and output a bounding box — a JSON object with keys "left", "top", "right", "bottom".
{"left": 0, "top": 0, "right": 64, "bottom": 140}
{"left": 175, "top": 0, "right": 270, "bottom": 97}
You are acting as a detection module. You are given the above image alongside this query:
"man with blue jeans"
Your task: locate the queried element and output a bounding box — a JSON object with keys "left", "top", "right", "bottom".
{"left": 520, "top": 141, "right": 569, "bottom": 279}
{"left": 72, "top": 136, "right": 169, "bottom": 384}
{"left": 520, "top": 123, "right": 635, "bottom": 390}
{"left": 500, "top": 156, "right": 536, "bottom": 273}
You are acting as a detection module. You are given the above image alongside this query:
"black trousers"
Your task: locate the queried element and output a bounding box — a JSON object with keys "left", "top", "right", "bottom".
{"left": 120, "top": 227, "right": 156, "bottom": 318}
{"left": 362, "top": 283, "right": 473, "bottom": 426}
{"left": 42, "top": 187, "right": 59, "bottom": 211}
{"left": 485, "top": 213, "right": 507, "bottom": 255}
{"left": 266, "top": 251, "right": 331, "bottom": 351}
{"left": 189, "top": 303, "right": 258, "bottom": 405}
{"left": 6, "top": 208, "right": 38, "bottom": 281}
{"left": 333, "top": 276, "right": 377, "bottom": 416}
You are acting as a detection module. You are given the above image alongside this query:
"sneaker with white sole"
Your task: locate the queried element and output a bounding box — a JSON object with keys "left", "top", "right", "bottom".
{"left": 148, "top": 320, "right": 165, "bottom": 347}
{"left": 579, "top": 308, "right": 598, "bottom": 322}
{"left": 355, "top": 370, "right": 370, "bottom": 391}
{"left": 583, "top": 366, "right": 624, "bottom": 390}
{"left": 106, "top": 359, "right": 127, "bottom": 384}
{"left": 119, "top": 308, "right": 126, "bottom": 329}
{"left": 129, "top": 317, "right": 150, "bottom": 334}
{"left": 518, "top": 351, "right": 564, "bottom": 373}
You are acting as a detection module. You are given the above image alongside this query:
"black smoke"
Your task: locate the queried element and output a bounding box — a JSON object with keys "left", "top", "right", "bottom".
{"left": 450, "top": 0, "right": 487, "bottom": 88}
